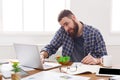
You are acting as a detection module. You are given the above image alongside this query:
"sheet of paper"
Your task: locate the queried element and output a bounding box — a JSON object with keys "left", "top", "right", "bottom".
{"left": 22, "top": 71, "right": 90, "bottom": 80}
{"left": 1, "top": 63, "right": 12, "bottom": 79}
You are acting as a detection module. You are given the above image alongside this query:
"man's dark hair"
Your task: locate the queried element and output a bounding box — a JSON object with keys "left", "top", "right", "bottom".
{"left": 58, "top": 9, "right": 74, "bottom": 22}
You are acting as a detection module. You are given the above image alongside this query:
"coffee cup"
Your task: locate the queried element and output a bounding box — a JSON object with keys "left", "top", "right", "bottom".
{"left": 102, "top": 55, "right": 112, "bottom": 67}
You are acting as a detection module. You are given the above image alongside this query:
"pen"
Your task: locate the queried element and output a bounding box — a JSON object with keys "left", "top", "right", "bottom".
{"left": 87, "top": 52, "right": 91, "bottom": 56}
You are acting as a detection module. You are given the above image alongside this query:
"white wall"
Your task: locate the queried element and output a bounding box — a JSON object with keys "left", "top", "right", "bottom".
{"left": 0, "top": 0, "right": 2, "bottom": 31}
{"left": 0, "top": 0, "right": 119, "bottom": 45}
{"left": 0, "top": 0, "right": 120, "bottom": 65}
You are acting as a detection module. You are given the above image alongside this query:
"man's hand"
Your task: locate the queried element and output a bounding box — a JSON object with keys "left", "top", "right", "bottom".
{"left": 40, "top": 51, "right": 48, "bottom": 63}
{"left": 40, "top": 54, "right": 45, "bottom": 64}
{"left": 81, "top": 54, "right": 101, "bottom": 65}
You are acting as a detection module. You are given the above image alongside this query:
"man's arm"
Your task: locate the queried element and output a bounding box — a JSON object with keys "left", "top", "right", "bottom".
{"left": 93, "top": 29, "right": 107, "bottom": 58}
{"left": 40, "top": 27, "right": 64, "bottom": 62}
{"left": 40, "top": 51, "right": 49, "bottom": 58}
{"left": 82, "top": 29, "right": 107, "bottom": 65}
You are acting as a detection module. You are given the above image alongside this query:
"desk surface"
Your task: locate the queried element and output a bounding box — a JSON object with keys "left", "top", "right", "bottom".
{"left": 26, "top": 63, "right": 110, "bottom": 80}
{"left": 27, "top": 68, "right": 109, "bottom": 80}
{"left": 0, "top": 62, "right": 111, "bottom": 80}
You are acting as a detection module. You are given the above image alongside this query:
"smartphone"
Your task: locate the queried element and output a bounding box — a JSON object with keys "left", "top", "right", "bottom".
{"left": 96, "top": 68, "right": 120, "bottom": 76}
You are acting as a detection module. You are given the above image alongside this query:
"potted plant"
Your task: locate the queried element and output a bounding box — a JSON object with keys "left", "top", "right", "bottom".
{"left": 11, "top": 61, "right": 21, "bottom": 80}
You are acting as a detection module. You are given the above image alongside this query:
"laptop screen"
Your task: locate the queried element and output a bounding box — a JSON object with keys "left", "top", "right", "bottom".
{"left": 14, "top": 43, "right": 43, "bottom": 69}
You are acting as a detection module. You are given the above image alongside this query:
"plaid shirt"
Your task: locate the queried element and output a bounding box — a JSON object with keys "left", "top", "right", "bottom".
{"left": 41, "top": 24, "right": 107, "bottom": 60}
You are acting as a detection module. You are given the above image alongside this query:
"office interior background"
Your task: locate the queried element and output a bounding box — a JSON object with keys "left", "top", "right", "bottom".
{"left": 0, "top": 0, "right": 120, "bottom": 65}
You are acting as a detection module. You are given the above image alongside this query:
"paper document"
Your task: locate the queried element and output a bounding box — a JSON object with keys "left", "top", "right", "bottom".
{"left": 22, "top": 71, "right": 90, "bottom": 80}
{"left": 0, "top": 59, "right": 9, "bottom": 64}
{"left": 61, "top": 62, "right": 101, "bottom": 75}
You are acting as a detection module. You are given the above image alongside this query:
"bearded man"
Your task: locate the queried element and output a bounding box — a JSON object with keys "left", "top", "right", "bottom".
{"left": 40, "top": 9, "right": 107, "bottom": 65}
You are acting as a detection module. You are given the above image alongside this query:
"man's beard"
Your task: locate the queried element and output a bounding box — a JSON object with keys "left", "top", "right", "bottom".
{"left": 68, "top": 20, "right": 79, "bottom": 38}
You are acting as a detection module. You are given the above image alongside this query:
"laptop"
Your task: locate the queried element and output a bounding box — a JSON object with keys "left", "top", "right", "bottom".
{"left": 13, "top": 43, "right": 61, "bottom": 70}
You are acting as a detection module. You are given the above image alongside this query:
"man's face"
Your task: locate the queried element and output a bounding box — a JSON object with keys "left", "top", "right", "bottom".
{"left": 59, "top": 17, "right": 79, "bottom": 38}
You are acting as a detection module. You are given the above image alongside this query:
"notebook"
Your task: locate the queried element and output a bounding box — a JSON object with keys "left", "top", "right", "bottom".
{"left": 14, "top": 43, "right": 61, "bottom": 70}
{"left": 61, "top": 62, "right": 100, "bottom": 75}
